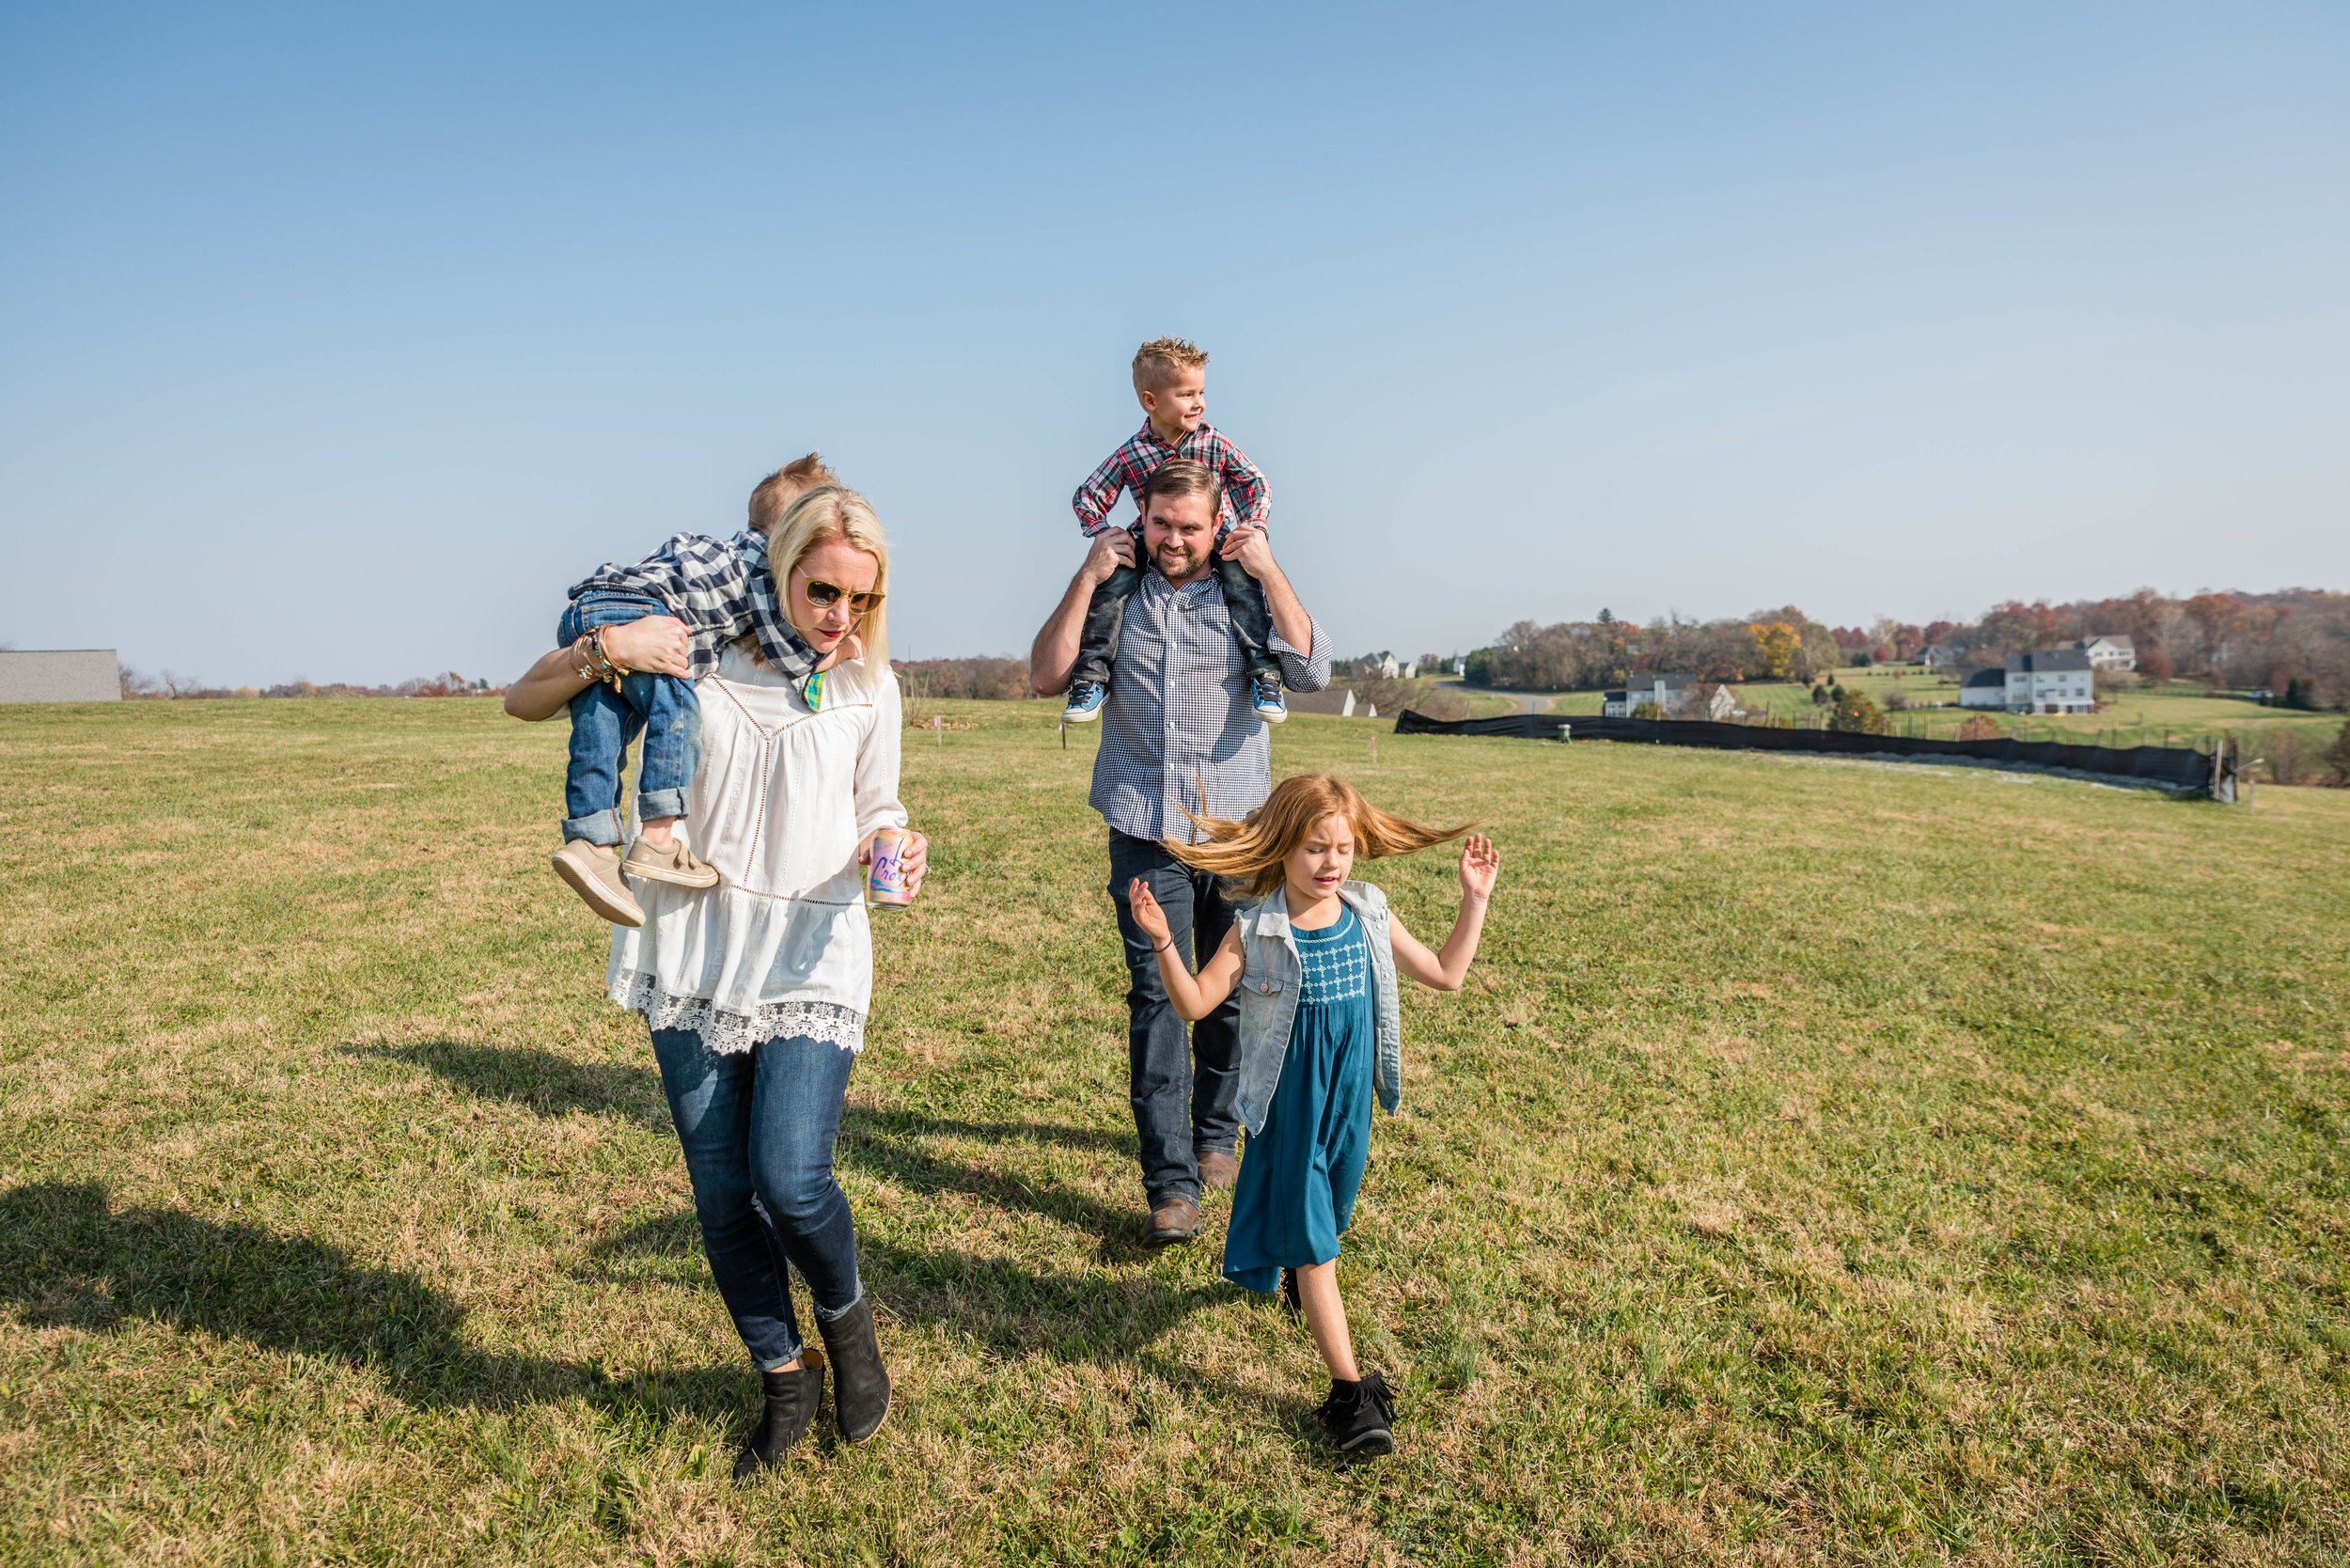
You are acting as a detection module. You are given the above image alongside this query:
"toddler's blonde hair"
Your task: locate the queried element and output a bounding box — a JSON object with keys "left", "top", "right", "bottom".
{"left": 748, "top": 451, "right": 838, "bottom": 532}
{"left": 1166, "top": 774, "right": 1472, "bottom": 901}
{"left": 1133, "top": 337, "right": 1210, "bottom": 393}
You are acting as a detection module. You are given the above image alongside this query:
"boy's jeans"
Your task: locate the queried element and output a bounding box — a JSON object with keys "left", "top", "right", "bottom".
{"left": 1072, "top": 525, "right": 1277, "bottom": 688}
{"left": 556, "top": 591, "right": 700, "bottom": 847}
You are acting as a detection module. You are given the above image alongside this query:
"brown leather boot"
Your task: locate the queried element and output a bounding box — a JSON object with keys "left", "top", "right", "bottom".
{"left": 1144, "top": 1196, "right": 1200, "bottom": 1246}
{"left": 1197, "top": 1148, "right": 1239, "bottom": 1189}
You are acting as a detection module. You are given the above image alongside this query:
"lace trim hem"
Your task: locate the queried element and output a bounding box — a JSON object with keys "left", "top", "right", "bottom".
{"left": 610, "top": 973, "right": 865, "bottom": 1056}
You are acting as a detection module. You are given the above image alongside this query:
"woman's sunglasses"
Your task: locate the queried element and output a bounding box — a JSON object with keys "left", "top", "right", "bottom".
{"left": 799, "top": 577, "right": 884, "bottom": 615}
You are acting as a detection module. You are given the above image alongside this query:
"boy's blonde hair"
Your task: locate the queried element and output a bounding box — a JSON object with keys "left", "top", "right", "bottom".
{"left": 1165, "top": 774, "right": 1473, "bottom": 900}
{"left": 1132, "top": 337, "right": 1210, "bottom": 393}
{"left": 748, "top": 452, "right": 838, "bottom": 532}
{"left": 763, "top": 484, "right": 890, "bottom": 672}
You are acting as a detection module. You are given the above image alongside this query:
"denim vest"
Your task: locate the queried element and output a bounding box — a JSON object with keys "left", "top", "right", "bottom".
{"left": 1231, "top": 881, "right": 1402, "bottom": 1137}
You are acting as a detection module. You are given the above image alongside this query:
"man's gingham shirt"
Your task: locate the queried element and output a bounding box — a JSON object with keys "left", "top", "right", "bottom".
{"left": 1072, "top": 421, "right": 1271, "bottom": 539}
{"left": 1090, "top": 568, "right": 1330, "bottom": 842}
{"left": 568, "top": 529, "right": 817, "bottom": 683}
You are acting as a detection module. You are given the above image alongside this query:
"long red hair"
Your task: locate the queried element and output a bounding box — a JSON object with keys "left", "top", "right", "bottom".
{"left": 1165, "top": 774, "right": 1473, "bottom": 900}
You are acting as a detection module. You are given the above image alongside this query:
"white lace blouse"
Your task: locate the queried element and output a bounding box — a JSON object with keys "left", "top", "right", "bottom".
{"left": 604, "top": 644, "right": 907, "bottom": 1054}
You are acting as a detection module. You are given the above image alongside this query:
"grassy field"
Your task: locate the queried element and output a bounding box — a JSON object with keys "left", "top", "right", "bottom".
{"left": 4, "top": 698, "right": 2348, "bottom": 1565}
{"left": 1733, "top": 670, "right": 2345, "bottom": 757}
{"left": 1465, "top": 669, "right": 2346, "bottom": 766}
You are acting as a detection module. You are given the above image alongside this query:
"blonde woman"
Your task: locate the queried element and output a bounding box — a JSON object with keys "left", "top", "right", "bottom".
{"left": 505, "top": 484, "right": 926, "bottom": 1477}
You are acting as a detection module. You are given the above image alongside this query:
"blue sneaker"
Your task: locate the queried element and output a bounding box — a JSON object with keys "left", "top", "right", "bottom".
{"left": 1251, "top": 674, "right": 1288, "bottom": 725}
{"left": 1062, "top": 680, "right": 1107, "bottom": 724}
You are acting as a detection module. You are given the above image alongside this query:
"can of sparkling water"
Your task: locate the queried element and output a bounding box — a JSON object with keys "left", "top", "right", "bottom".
{"left": 865, "top": 826, "right": 913, "bottom": 910}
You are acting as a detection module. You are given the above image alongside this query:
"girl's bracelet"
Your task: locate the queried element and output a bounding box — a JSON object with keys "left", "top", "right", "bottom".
{"left": 1152, "top": 939, "right": 1172, "bottom": 953}
{"left": 568, "top": 636, "right": 600, "bottom": 682}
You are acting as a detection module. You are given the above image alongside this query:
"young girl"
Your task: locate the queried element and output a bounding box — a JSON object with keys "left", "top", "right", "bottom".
{"left": 1126, "top": 774, "right": 1499, "bottom": 1456}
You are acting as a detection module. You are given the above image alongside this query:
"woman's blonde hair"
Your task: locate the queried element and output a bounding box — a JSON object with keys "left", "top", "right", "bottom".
{"left": 1166, "top": 774, "right": 1473, "bottom": 900}
{"left": 763, "top": 484, "right": 890, "bottom": 671}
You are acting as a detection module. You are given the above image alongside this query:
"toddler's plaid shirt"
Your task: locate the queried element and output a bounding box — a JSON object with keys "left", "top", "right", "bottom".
{"left": 566, "top": 529, "right": 818, "bottom": 683}
{"left": 1072, "top": 420, "right": 1270, "bottom": 538}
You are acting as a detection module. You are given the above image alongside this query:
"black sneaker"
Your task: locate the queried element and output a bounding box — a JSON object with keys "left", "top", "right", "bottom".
{"left": 1313, "top": 1370, "right": 1395, "bottom": 1456}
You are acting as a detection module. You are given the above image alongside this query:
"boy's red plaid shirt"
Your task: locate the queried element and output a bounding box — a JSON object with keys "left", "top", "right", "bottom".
{"left": 1072, "top": 420, "right": 1270, "bottom": 537}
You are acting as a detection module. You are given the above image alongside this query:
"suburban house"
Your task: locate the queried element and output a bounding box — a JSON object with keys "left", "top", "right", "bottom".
{"left": 1921, "top": 644, "right": 1964, "bottom": 670}
{"left": 1359, "top": 651, "right": 1416, "bottom": 680}
{"left": 1958, "top": 649, "right": 2096, "bottom": 713}
{"left": 0, "top": 649, "right": 120, "bottom": 703}
{"left": 1602, "top": 672, "right": 1734, "bottom": 720}
{"left": 2075, "top": 635, "right": 2137, "bottom": 671}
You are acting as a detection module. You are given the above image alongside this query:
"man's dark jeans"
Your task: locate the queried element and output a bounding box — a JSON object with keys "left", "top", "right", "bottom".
{"left": 1107, "top": 829, "right": 1243, "bottom": 1206}
{"left": 650, "top": 1027, "right": 863, "bottom": 1371}
{"left": 1073, "top": 525, "right": 1277, "bottom": 688}
{"left": 557, "top": 591, "right": 701, "bottom": 847}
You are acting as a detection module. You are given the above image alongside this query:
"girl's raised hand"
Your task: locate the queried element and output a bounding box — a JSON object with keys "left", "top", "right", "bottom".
{"left": 1126, "top": 877, "right": 1173, "bottom": 945}
{"left": 1458, "top": 833, "right": 1499, "bottom": 902}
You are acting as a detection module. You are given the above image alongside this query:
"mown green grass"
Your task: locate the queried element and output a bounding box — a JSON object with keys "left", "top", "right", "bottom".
{"left": 3, "top": 698, "right": 2346, "bottom": 1565}
{"left": 1732, "top": 671, "right": 2344, "bottom": 755}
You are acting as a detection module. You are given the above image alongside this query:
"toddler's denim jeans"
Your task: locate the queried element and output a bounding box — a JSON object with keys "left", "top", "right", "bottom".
{"left": 557, "top": 591, "right": 700, "bottom": 847}
{"left": 1072, "top": 525, "right": 1277, "bottom": 688}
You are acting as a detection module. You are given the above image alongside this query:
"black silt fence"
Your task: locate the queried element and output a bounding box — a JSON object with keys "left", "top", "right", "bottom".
{"left": 1390, "top": 711, "right": 2214, "bottom": 790}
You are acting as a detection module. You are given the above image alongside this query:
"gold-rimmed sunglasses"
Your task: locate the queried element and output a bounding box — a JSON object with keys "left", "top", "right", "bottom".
{"left": 798, "top": 576, "right": 885, "bottom": 615}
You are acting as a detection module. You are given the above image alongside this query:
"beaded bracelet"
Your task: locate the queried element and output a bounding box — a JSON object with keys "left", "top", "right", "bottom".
{"left": 591, "top": 627, "right": 629, "bottom": 685}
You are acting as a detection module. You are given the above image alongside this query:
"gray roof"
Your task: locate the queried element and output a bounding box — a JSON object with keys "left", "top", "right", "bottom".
{"left": 0, "top": 649, "right": 121, "bottom": 703}
{"left": 2007, "top": 648, "right": 2093, "bottom": 673}
{"left": 2077, "top": 635, "right": 2134, "bottom": 651}
{"left": 1962, "top": 667, "right": 2007, "bottom": 687}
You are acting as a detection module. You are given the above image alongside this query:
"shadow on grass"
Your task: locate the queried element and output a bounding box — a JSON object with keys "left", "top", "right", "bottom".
{"left": 368, "top": 1040, "right": 1147, "bottom": 1246}
{"left": 840, "top": 1107, "right": 1147, "bottom": 1250}
{"left": 0, "top": 1180, "right": 747, "bottom": 1421}
{"left": 349, "top": 1041, "right": 670, "bottom": 1129}
{"left": 585, "top": 1209, "right": 1235, "bottom": 1378}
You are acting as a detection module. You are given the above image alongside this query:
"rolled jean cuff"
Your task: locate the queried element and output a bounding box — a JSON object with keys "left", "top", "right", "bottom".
{"left": 811, "top": 1285, "right": 865, "bottom": 1324}
{"left": 635, "top": 786, "right": 689, "bottom": 823}
{"left": 755, "top": 1341, "right": 805, "bottom": 1372}
{"left": 563, "top": 808, "right": 623, "bottom": 847}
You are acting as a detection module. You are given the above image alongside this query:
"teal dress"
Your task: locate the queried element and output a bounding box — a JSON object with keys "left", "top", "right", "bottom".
{"left": 1222, "top": 904, "right": 1378, "bottom": 1294}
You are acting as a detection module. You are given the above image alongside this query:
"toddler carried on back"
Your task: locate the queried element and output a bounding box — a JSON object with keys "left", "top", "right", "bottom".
{"left": 546, "top": 453, "right": 849, "bottom": 926}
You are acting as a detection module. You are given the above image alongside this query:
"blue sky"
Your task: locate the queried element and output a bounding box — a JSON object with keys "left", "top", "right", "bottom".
{"left": 3, "top": 2, "right": 2346, "bottom": 684}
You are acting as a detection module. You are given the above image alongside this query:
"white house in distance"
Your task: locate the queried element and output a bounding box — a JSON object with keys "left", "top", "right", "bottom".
{"left": 1603, "top": 672, "right": 1734, "bottom": 720}
{"left": 0, "top": 649, "right": 121, "bottom": 702}
{"left": 1958, "top": 648, "right": 2096, "bottom": 713}
{"left": 1921, "top": 644, "right": 1964, "bottom": 670}
{"left": 2075, "top": 635, "right": 2136, "bottom": 671}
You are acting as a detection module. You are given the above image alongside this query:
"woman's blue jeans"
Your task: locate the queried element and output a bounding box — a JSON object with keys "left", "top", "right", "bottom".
{"left": 558, "top": 592, "right": 700, "bottom": 847}
{"left": 650, "top": 1027, "right": 863, "bottom": 1371}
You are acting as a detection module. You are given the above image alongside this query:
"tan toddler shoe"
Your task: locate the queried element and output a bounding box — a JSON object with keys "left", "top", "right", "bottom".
{"left": 624, "top": 836, "right": 722, "bottom": 889}
{"left": 551, "top": 840, "right": 646, "bottom": 927}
